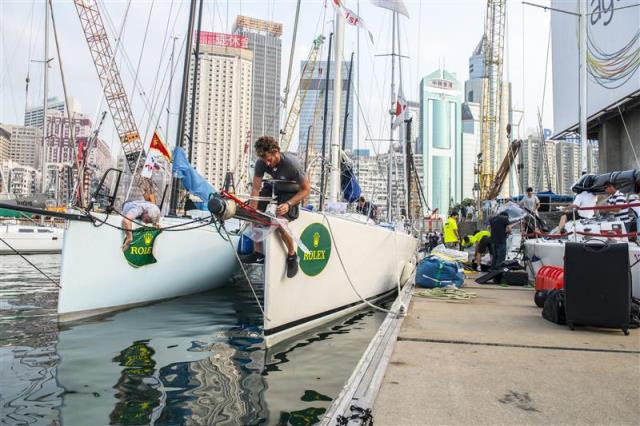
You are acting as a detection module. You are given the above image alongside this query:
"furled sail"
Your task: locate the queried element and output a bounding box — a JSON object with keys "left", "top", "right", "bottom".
{"left": 172, "top": 147, "right": 217, "bottom": 210}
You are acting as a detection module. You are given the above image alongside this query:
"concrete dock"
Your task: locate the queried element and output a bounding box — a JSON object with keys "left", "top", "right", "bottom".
{"left": 373, "top": 281, "right": 640, "bottom": 425}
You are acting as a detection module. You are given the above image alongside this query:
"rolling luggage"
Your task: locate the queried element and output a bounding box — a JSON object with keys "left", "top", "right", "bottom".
{"left": 564, "top": 242, "right": 631, "bottom": 335}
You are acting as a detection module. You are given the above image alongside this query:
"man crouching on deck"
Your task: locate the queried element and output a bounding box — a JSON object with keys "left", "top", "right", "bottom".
{"left": 242, "top": 136, "right": 311, "bottom": 278}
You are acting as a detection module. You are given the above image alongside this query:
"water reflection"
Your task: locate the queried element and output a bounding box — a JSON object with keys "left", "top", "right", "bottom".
{"left": 1, "top": 256, "right": 386, "bottom": 425}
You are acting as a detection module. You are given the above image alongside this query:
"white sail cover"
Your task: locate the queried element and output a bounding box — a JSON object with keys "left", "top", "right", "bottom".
{"left": 369, "top": 0, "right": 410, "bottom": 18}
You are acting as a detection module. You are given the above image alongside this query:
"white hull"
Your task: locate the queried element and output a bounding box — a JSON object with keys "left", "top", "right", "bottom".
{"left": 262, "top": 210, "right": 418, "bottom": 347}
{"left": 524, "top": 239, "right": 640, "bottom": 298}
{"left": 58, "top": 214, "right": 239, "bottom": 321}
{"left": 0, "top": 224, "right": 64, "bottom": 254}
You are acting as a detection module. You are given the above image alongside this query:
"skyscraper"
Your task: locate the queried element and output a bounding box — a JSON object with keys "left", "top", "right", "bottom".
{"left": 7, "top": 125, "right": 42, "bottom": 170}
{"left": 419, "top": 69, "right": 462, "bottom": 214}
{"left": 463, "top": 38, "right": 512, "bottom": 197}
{"left": 24, "top": 96, "right": 80, "bottom": 129}
{"left": 0, "top": 125, "right": 10, "bottom": 164}
{"left": 233, "top": 16, "right": 282, "bottom": 140}
{"left": 186, "top": 31, "right": 253, "bottom": 191}
{"left": 519, "top": 135, "right": 557, "bottom": 193}
{"left": 298, "top": 60, "right": 354, "bottom": 156}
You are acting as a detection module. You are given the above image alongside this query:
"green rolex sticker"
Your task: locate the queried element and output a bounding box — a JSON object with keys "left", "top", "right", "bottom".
{"left": 124, "top": 227, "right": 161, "bottom": 268}
{"left": 297, "top": 223, "right": 331, "bottom": 276}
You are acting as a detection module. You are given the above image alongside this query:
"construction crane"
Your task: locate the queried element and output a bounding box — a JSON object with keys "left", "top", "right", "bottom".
{"left": 73, "top": 0, "right": 145, "bottom": 174}
{"left": 487, "top": 129, "right": 521, "bottom": 200}
{"left": 479, "top": 0, "right": 506, "bottom": 200}
{"left": 279, "top": 35, "right": 325, "bottom": 152}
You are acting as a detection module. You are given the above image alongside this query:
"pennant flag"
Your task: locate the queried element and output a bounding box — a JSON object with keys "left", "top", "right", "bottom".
{"left": 369, "top": 0, "right": 410, "bottom": 18}
{"left": 331, "top": 0, "right": 375, "bottom": 43}
{"left": 149, "top": 131, "right": 172, "bottom": 162}
{"left": 391, "top": 90, "right": 407, "bottom": 129}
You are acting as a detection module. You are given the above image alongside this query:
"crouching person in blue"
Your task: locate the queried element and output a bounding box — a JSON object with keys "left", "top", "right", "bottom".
{"left": 243, "top": 136, "right": 311, "bottom": 278}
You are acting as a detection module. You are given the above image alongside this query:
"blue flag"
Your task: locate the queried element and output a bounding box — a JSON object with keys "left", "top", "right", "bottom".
{"left": 172, "top": 147, "right": 217, "bottom": 210}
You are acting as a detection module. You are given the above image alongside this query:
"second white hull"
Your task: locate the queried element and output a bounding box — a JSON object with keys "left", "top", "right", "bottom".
{"left": 524, "top": 239, "right": 640, "bottom": 298}
{"left": 58, "top": 214, "right": 239, "bottom": 321}
{"left": 262, "top": 210, "right": 418, "bottom": 347}
{"left": 0, "top": 224, "right": 64, "bottom": 254}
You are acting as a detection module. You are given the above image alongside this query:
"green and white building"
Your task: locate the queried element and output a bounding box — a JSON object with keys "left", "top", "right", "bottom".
{"left": 419, "top": 69, "right": 462, "bottom": 215}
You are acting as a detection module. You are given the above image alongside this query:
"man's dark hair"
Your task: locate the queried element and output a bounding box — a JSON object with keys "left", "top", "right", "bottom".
{"left": 450, "top": 211, "right": 459, "bottom": 217}
{"left": 604, "top": 181, "right": 617, "bottom": 189}
{"left": 526, "top": 187, "right": 533, "bottom": 192}
{"left": 358, "top": 195, "right": 365, "bottom": 203}
{"left": 500, "top": 211, "right": 509, "bottom": 217}
{"left": 255, "top": 136, "right": 280, "bottom": 157}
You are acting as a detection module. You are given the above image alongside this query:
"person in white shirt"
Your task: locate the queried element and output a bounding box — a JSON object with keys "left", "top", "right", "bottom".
{"left": 556, "top": 190, "right": 597, "bottom": 233}
{"left": 519, "top": 187, "right": 540, "bottom": 214}
{"left": 628, "top": 193, "right": 640, "bottom": 239}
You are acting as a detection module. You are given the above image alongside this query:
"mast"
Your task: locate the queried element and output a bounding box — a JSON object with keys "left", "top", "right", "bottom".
{"left": 319, "top": 33, "right": 333, "bottom": 211}
{"left": 41, "top": 0, "right": 50, "bottom": 194}
{"left": 386, "top": 12, "right": 397, "bottom": 221}
{"left": 342, "top": 52, "right": 354, "bottom": 150}
{"left": 169, "top": 0, "right": 197, "bottom": 214}
{"left": 167, "top": 36, "right": 178, "bottom": 140}
{"left": 579, "top": 0, "right": 588, "bottom": 173}
{"left": 328, "top": 11, "right": 344, "bottom": 204}
{"left": 396, "top": 14, "right": 409, "bottom": 216}
{"left": 188, "top": 0, "right": 205, "bottom": 163}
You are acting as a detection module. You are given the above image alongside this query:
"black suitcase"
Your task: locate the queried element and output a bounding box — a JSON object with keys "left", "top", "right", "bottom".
{"left": 564, "top": 241, "right": 631, "bottom": 335}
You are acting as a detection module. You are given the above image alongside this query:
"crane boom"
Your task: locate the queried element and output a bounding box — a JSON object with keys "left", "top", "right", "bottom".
{"left": 479, "top": 0, "right": 506, "bottom": 200}
{"left": 73, "top": 0, "right": 144, "bottom": 174}
{"left": 279, "top": 35, "right": 324, "bottom": 152}
{"left": 487, "top": 139, "right": 521, "bottom": 200}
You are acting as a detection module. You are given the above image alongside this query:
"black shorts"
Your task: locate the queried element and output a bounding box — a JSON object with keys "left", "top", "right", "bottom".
{"left": 257, "top": 184, "right": 299, "bottom": 221}
{"left": 477, "top": 236, "right": 492, "bottom": 255}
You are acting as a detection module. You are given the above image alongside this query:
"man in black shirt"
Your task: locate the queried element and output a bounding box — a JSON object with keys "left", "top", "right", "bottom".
{"left": 245, "top": 136, "right": 311, "bottom": 278}
{"left": 489, "top": 211, "right": 511, "bottom": 270}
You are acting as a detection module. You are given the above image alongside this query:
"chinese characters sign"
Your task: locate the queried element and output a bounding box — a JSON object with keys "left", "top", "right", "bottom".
{"left": 198, "top": 31, "right": 248, "bottom": 49}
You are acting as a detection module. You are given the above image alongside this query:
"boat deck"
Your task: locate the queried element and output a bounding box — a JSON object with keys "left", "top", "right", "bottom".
{"left": 372, "top": 280, "right": 640, "bottom": 425}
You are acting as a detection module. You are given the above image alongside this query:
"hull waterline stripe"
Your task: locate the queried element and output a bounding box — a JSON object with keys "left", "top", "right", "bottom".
{"left": 263, "top": 287, "right": 398, "bottom": 336}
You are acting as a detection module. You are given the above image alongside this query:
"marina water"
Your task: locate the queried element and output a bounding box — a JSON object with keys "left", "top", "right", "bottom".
{"left": 0, "top": 255, "right": 385, "bottom": 425}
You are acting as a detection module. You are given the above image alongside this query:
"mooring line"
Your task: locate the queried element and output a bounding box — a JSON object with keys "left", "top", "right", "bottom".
{"left": 0, "top": 237, "right": 61, "bottom": 288}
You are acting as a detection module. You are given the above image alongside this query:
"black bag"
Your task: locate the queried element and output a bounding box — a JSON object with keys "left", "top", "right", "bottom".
{"left": 630, "top": 297, "right": 640, "bottom": 329}
{"left": 564, "top": 241, "right": 631, "bottom": 335}
{"left": 542, "top": 289, "right": 566, "bottom": 325}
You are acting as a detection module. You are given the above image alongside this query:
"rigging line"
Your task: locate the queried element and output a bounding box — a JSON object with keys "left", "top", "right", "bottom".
{"left": 97, "top": 0, "right": 157, "bottom": 125}
{"left": 142, "top": 0, "right": 180, "bottom": 131}
{"left": 48, "top": 0, "right": 80, "bottom": 173}
{"left": 0, "top": 237, "right": 60, "bottom": 288}
{"left": 617, "top": 105, "right": 640, "bottom": 168}
{"left": 88, "top": 0, "right": 132, "bottom": 131}
{"left": 141, "top": 1, "right": 186, "bottom": 141}
{"left": 320, "top": 212, "right": 401, "bottom": 315}
{"left": 217, "top": 221, "right": 269, "bottom": 321}
{"left": 128, "top": 0, "right": 155, "bottom": 114}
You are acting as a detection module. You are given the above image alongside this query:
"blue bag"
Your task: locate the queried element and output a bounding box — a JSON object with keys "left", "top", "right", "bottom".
{"left": 415, "top": 255, "right": 465, "bottom": 288}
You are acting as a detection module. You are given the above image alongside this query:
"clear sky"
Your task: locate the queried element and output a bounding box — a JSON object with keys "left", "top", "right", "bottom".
{"left": 0, "top": 0, "right": 554, "bottom": 158}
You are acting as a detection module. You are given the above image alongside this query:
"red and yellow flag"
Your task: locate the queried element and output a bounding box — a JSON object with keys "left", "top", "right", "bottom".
{"left": 149, "top": 131, "right": 172, "bottom": 162}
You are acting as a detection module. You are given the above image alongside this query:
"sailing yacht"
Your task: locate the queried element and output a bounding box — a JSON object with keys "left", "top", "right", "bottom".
{"left": 210, "top": 5, "right": 419, "bottom": 347}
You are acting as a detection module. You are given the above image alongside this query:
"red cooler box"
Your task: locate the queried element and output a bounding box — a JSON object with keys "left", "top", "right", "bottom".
{"left": 535, "top": 266, "right": 564, "bottom": 291}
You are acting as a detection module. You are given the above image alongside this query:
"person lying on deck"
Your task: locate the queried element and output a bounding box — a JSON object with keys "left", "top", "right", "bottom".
{"left": 121, "top": 200, "right": 162, "bottom": 251}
